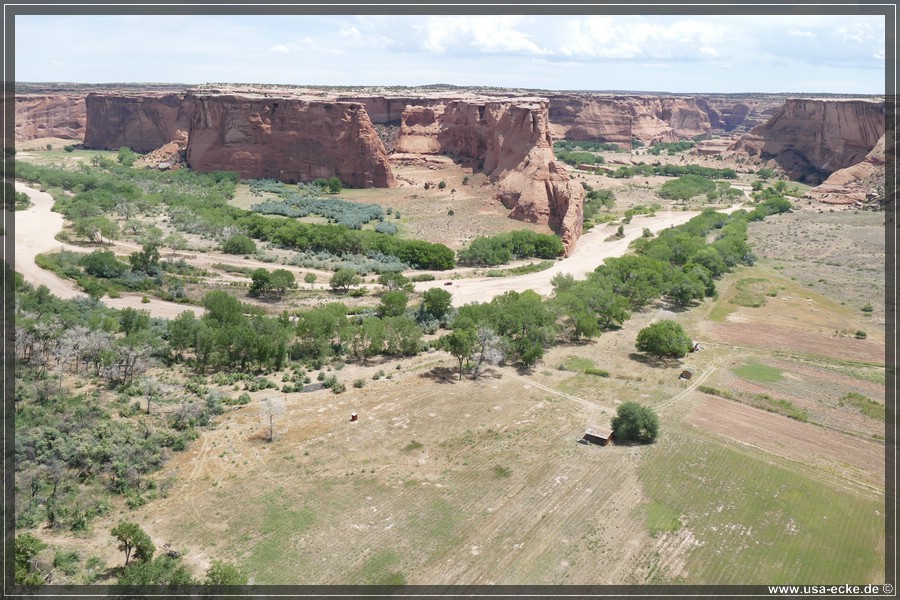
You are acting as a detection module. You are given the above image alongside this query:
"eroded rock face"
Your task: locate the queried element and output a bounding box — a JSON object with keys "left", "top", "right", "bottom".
{"left": 546, "top": 95, "right": 712, "bottom": 144}
{"left": 185, "top": 96, "right": 396, "bottom": 188}
{"left": 805, "top": 134, "right": 886, "bottom": 204}
{"left": 84, "top": 94, "right": 195, "bottom": 152}
{"left": 15, "top": 95, "right": 87, "bottom": 141}
{"left": 394, "top": 99, "right": 583, "bottom": 253}
{"left": 731, "top": 99, "right": 885, "bottom": 184}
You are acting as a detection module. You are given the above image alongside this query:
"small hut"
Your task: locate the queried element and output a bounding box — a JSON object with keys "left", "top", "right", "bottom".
{"left": 582, "top": 426, "right": 614, "bottom": 446}
{"left": 679, "top": 368, "right": 694, "bottom": 380}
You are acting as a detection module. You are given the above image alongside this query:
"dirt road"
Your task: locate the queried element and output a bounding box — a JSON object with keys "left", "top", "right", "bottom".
{"left": 16, "top": 181, "right": 742, "bottom": 316}
{"left": 417, "top": 205, "right": 742, "bottom": 304}
{"left": 13, "top": 182, "right": 203, "bottom": 318}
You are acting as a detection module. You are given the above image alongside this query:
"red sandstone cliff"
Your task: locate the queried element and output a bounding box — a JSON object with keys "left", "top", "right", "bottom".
{"left": 15, "top": 95, "right": 87, "bottom": 141}
{"left": 546, "top": 95, "right": 712, "bottom": 145}
{"left": 804, "top": 134, "right": 886, "bottom": 204}
{"left": 395, "top": 99, "right": 584, "bottom": 253}
{"left": 185, "top": 95, "right": 396, "bottom": 188}
{"left": 84, "top": 94, "right": 195, "bottom": 152}
{"left": 731, "top": 99, "right": 884, "bottom": 184}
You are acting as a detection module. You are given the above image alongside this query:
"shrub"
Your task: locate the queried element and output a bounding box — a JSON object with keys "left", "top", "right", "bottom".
{"left": 855, "top": 330, "right": 867, "bottom": 339}
{"left": 353, "top": 379, "right": 366, "bottom": 388}
{"left": 221, "top": 234, "right": 257, "bottom": 255}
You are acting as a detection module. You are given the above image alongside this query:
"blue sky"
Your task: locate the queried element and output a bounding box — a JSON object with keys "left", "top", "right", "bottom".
{"left": 14, "top": 13, "right": 887, "bottom": 94}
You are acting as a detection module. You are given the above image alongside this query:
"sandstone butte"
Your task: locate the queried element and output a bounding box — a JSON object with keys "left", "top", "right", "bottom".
{"left": 14, "top": 94, "right": 87, "bottom": 141}
{"left": 731, "top": 98, "right": 885, "bottom": 185}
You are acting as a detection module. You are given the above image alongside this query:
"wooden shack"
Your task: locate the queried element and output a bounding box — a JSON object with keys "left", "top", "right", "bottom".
{"left": 582, "top": 427, "right": 614, "bottom": 446}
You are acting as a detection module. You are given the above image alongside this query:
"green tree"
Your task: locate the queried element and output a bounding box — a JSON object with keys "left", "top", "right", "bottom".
{"left": 330, "top": 269, "right": 362, "bottom": 292}
{"left": 378, "top": 291, "right": 408, "bottom": 318}
{"left": 205, "top": 561, "right": 249, "bottom": 585}
{"left": 635, "top": 320, "right": 692, "bottom": 358}
{"left": 377, "top": 271, "right": 413, "bottom": 292}
{"left": 439, "top": 327, "right": 477, "bottom": 380}
{"left": 304, "top": 272, "right": 317, "bottom": 288}
{"left": 221, "top": 234, "right": 257, "bottom": 255}
{"left": 611, "top": 401, "right": 659, "bottom": 442}
{"left": 249, "top": 268, "right": 272, "bottom": 297}
{"left": 269, "top": 269, "right": 296, "bottom": 297}
{"left": 327, "top": 176, "right": 343, "bottom": 194}
{"left": 421, "top": 287, "right": 453, "bottom": 320}
{"left": 80, "top": 249, "right": 128, "bottom": 279}
{"left": 111, "top": 521, "right": 155, "bottom": 565}
{"left": 128, "top": 243, "right": 161, "bottom": 277}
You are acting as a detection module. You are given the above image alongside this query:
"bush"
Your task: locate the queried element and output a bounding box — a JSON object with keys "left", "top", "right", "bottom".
{"left": 611, "top": 401, "right": 659, "bottom": 442}
{"left": 221, "top": 234, "right": 257, "bottom": 255}
{"left": 353, "top": 379, "right": 366, "bottom": 388}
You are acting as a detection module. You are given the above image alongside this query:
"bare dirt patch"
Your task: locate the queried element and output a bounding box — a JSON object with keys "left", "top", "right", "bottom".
{"left": 686, "top": 394, "right": 884, "bottom": 491}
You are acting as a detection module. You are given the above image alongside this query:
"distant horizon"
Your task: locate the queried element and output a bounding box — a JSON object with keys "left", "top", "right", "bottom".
{"left": 14, "top": 14, "right": 887, "bottom": 95}
{"left": 13, "top": 81, "right": 886, "bottom": 98}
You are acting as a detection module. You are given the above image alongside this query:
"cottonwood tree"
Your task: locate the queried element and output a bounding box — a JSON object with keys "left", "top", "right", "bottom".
{"left": 611, "top": 401, "right": 659, "bottom": 442}
{"left": 111, "top": 521, "right": 155, "bottom": 566}
{"left": 635, "top": 320, "right": 692, "bottom": 358}
{"left": 438, "top": 327, "right": 477, "bottom": 380}
{"left": 259, "top": 396, "right": 286, "bottom": 442}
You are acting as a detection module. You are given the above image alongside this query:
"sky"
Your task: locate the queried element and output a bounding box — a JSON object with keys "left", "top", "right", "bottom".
{"left": 13, "top": 12, "right": 887, "bottom": 94}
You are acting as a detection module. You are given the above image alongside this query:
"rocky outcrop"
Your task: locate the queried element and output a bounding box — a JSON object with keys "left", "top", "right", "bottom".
{"left": 804, "top": 134, "right": 886, "bottom": 204}
{"left": 731, "top": 99, "right": 885, "bottom": 184}
{"left": 336, "top": 96, "right": 441, "bottom": 125}
{"left": 185, "top": 96, "right": 395, "bottom": 188}
{"left": 546, "top": 95, "right": 712, "bottom": 145}
{"left": 394, "top": 99, "right": 583, "bottom": 253}
{"left": 84, "top": 94, "right": 195, "bottom": 152}
{"left": 393, "top": 106, "right": 444, "bottom": 154}
{"left": 486, "top": 101, "right": 583, "bottom": 253}
{"left": 15, "top": 95, "right": 87, "bottom": 141}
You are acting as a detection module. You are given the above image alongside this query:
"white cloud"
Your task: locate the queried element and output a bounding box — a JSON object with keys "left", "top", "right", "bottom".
{"left": 270, "top": 44, "right": 290, "bottom": 54}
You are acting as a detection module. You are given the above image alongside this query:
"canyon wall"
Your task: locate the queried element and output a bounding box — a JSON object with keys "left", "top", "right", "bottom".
{"left": 83, "top": 94, "right": 195, "bottom": 152}
{"left": 185, "top": 96, "right": 395, "bottom": 188}
{"left": 731, "top": 99, "right": 885, "bottom": 184}
{"left": 546, "top": 95, "right": 712, "bottom": 144}
{"left": 804, "top": 134, "right": 887, "bottom": 204}
{"left": 395, "top": 99, "right": 584, "bottom": 252}
{"left": 14, "top": 95, "right": 87, "bottom": 141}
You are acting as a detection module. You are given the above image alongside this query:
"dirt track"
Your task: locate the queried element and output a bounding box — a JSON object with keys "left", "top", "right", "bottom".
{"left": 14, "top": 183, "right": 203, "bottom": 318}
{"left": 16, "top": 181, "right": 743, "bottom": 315}
{"left": 416, "top": 205, "right": 744, "bottom": 304}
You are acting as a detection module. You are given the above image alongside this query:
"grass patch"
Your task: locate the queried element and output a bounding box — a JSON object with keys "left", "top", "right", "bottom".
{"left": 733, "top": 362, "right": 784, "bottom": 383}
{"left": 353, "top": 550, "right": 406, "bottom": 585}
{"left": 243, "top": 488, "right": 315, "bottom": 583}
{"left": 639, "top": 430, "right": 884, "bottom": 584}
{"left": 560, "top": 356, "right": 596, "bottom": 372}
{"left": 755, "top": 394, "right": 808, "bottom": 422}
{"left": 838, "top": 392, "right": 885, "bottom": 422}
{"left": 402, "top": 440, "right": 423, "bottom": 452}
{"left": 645, "top": 501, "right": 681, "bottom": 536}
{"left": 491, "top": 465, "right": 512, "bottom": 478}
{"left": 731, "top": 277, "right": 777, "bottom": 308}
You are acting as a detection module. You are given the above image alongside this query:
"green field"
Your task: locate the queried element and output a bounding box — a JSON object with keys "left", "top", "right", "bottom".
{"left": 733, "top": 362, "right": 785, "bottom": 383}
{"left": 639, "top": 427, "right": 884, "bottom": 584}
